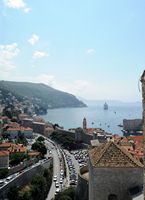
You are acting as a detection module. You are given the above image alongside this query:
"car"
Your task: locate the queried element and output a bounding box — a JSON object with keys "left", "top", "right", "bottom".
{"left": 59, "top": 178, "right": 63, "bottom": 184}
{"left": 53, "top": 175, "right": 57, "bottom": 182}
{"left": 55, "top": 181, "right": 59, "bottom": 188}
{"left": 55, "top": 188, "right": 60, "bottom": 193}
{"left": 6, "top": 176, "right": 12, "bottom": 181}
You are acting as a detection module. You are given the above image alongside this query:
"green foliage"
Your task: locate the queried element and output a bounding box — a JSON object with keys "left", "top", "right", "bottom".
{"left": 0, "top": 168, "right": 9, "bottom": 179}
{"left": 17, "top": 131, "right": 28, "bottom": 146}
{"left": 7, "top": 186, "right": 19, "bottom": 200}
{"left": 18, "top": 190, "right": 32, "bottom": 200}
{"left": 7, "top": 168, "right": 53, "bottom": 200}
{"left": 55, "top": 187, "right": 76, "bottom": 200}
{"left": 31, "top": 175, "right": 48, "bottom": 200}
{"left": 36, "top": 136, "right": 45, "bottom": 142}
{"left": 10, "top": 153, "right": 29, "bottom": 166}
{"left": 43, "top": 168, "right": 53, "bottom": 189}
{"left": 50, "top": 131, "right": 76, "bottom": 150}
{"left": 0, "top": 80, "right": 86, "bottom": 109}
{"left": 31, "top": 141, "right": 47, "bottom": 157}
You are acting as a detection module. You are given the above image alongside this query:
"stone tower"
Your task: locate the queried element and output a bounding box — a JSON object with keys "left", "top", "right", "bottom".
{"left": 88, "top": 141, "right": 143, "bottom": 200}
{"left": 83, "top": 117, "right": 87, "bottom": 130}
{"left": 141, "top": 70, "right": 145, "bottom": 200}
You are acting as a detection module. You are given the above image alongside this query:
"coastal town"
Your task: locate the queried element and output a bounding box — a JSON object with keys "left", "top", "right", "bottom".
{"left": 0, "top": 71, "right": 144, "bottom": 200}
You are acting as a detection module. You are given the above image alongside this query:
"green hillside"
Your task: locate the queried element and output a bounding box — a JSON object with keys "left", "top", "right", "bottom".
{"left": 0, "top": 80, "right": 86, "bottom": 108}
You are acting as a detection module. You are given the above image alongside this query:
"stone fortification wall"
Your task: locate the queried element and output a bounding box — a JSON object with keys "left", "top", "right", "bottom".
{"left": 76, "top": 166, "right": 89, "bottom": 200}
{"left": 89, "top": 162, "right": 143, "bottom": 200}
{"left": 55, "top": 127, "right": 75, "bottom": 138}
{"left": 0, "top": 159, "right": 52, "bottom": 199}
{"left": 141, "top": 71, "right": 145, "bottom": 200}
{"left": 123, "top": 119, "right": 143, "bottom": 131}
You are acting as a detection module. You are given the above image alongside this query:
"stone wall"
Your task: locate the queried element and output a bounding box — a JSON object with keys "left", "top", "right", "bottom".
{"left": 141, "top": 71, "right": 145, "bottom": 200}
{"left": 0, "top": 159, "right": 52, "bottom": 199}
{"left": 89, "top": 160, "right": 143, "bottom": 200}
{"left": 77, "top": 166, "right": 89, "bottom": 200}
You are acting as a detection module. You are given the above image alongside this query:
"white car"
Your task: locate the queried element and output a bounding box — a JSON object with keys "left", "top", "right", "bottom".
{"left": 55, "top": 188, "right": 60, "bottom": 193}
{"left": 53, "top": 175, "right": 57, "bottom": 182}
{"left": 55, "top": 181, "right": 59, "bottom": 188}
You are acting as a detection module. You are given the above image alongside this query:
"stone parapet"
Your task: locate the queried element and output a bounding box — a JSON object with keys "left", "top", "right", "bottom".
{"left": 140, "top": 70, "right": 145, "bottom": 200}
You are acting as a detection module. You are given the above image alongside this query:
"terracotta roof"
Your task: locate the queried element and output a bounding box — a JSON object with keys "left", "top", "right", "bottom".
{"left": 89, "top": 141, "right": 143, "bottom": 168}
{"left": 0, "top": 150, "right": 9, "bottom": 157}
{"left": 0, "top": 142, "right": 11, "bottom": 148}
{"left": 8, "top": 144, "right": 27, "bottom": 153}
{"left": 8, "top": 122, "right": 20, "bottom": 128}
{"left": 0, "top": 142, "right": 27, "bottom": 153}
{"left": 28, "top": 151, "right": 40, "bottom": 156}
{"left": 7, "top": 127, "right": 33, "bottom": 131}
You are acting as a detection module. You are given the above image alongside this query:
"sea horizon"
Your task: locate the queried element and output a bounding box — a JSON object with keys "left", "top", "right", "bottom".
{"left": 40, "top": 104, "right": 142, "bottom": 135}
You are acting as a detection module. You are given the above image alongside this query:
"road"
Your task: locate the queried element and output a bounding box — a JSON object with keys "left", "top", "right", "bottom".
{"left": 45, "top": 140, "right": 61, "bottom": 200}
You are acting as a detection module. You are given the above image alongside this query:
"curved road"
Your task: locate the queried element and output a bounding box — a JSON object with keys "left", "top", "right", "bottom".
{"left": 45, "top": 140, "right": 61, "bottom": 200}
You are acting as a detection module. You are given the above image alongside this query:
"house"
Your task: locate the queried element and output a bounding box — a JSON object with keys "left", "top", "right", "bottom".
{"left": 6, "top": 126, "right": 33, "bottom": 139}
{"left": 0, "top": 151, "right": 9, "bottom": 168}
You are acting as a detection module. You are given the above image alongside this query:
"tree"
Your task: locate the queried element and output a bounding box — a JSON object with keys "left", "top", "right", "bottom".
{"left": 54, "top": 187, "right": 76, "bottom": 200}
{"left": 37, "top": 136, "right": 45, "bottom": 142}
{"left": 18, "top": 190, "right": 32, "bottom": 200}
{"left": 7, "top": 186, "right": 19, "bottom": 200}
{"left": 10, "top": 153, "right": 29, "bottom": 166}
{"left": 0, "top": 168, "right": 9, "bottom": 179}
{"left": 31, "top": 175, "right": 47, "bottom": 200}
{"left": 17, "top": 131, "right": 28, "bottom": 146}
{"left": 31, "top": 141, "right": 47, "bottom": 157}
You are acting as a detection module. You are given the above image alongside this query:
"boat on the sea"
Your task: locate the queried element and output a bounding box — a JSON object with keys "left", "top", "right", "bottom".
{"left": 104, "top": 102, "right": 108, "bottom": 110}
{"left": 118, "top": 124, "right": 123, "bottom": 127}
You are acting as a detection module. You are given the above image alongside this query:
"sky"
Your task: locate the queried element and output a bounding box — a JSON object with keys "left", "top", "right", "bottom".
{"left": 0, "top": 0, "right": 145, "bottom": 102}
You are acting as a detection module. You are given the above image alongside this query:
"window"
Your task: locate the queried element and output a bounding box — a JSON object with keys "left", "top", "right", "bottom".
{"left": 108, "top": 194, "right": 118, "bottom": 200}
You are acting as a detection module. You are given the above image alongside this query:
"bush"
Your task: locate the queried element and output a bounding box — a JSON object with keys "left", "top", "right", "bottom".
{"left": 0, "top": 168, "right": 8, "bottom": 179}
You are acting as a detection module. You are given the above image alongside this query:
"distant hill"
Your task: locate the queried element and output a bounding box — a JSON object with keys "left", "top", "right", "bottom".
{"left": 77, "top": 97, "right": 141, "bottom": 107}
{"left": 0, "top": 80, "right": 87, "bottom": 109}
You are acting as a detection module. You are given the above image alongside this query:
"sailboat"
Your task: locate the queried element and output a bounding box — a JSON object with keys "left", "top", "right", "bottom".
{"left": 104, "top": 102, "right": 108, "bottom": 110}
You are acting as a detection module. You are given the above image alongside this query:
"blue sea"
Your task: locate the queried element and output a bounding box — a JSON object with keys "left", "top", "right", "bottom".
{"left": 40, "top": 105, "right": 142, "bottom": 135}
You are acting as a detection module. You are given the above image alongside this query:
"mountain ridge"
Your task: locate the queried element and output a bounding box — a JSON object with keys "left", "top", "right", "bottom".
{"left": 0, "top": 80, "right": 87, "bottom": 109}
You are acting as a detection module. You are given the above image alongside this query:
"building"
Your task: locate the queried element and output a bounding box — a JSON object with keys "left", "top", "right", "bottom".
{"left": 0, "top": 151, "right": 9, "bottom": 168}
{"left": 22, "top": 118, "right": 33, "bottom": 128}
{"left": 74, "top": 118, "right": 112, "bottom": 145}
{"left": 88, "top": 141, "right": 143, "bottom": 200}
{"left": 0, "top": 143, "right": 27, "bottom": 154}
{"left": 140, "top": 70, "right": 145, "bottom": 199}
{"left": 6, "top": 126, "right": 33, "bottom": 139}
{"left": 33, "top": 121, "right": 45, "bottom": 135}
{"left": 122, "top": 119, "right": 143, "bottom": 136}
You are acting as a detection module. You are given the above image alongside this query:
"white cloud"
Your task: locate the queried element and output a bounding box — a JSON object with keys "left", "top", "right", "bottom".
{"left": 28, "top": 34, "right": 39, "bottom": 45}
{"left": 86, "top": 48, "right": 95, "bottom": 55}
{"left": 24, "top": 7, "right": 31, "bottom": 13}
{"left": 33, "top": 51, "right": 49, "bottom": 59}
{"left": 3, "top": 0, "right": 31, "bottom": 13}
{"left": 0, "top": 43, "right": 20, "bottom": 73}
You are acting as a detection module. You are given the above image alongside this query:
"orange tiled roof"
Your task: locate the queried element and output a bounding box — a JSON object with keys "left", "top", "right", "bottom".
{"left": 8, "top": 122, "right": 20, "bottom": 128}
{"left": 0, "top": 142, "right": 12, "bottom": 148}
{"left": 7, "top": 126, "right": 33, "bottom": 131}
{"left": 28, "top": 151, "right": 40, "bottom": 156}
{"left": 0, "top": 142, "right": 27, "bottom": 153}
{"left": 8, "top": 143, "right": 27, "bottom": 153}
{"left": 0, "top": 150, "right": 9, "bottom": 157}
{"left": 89, "top": 141, "right": 143, "bottom": 168}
